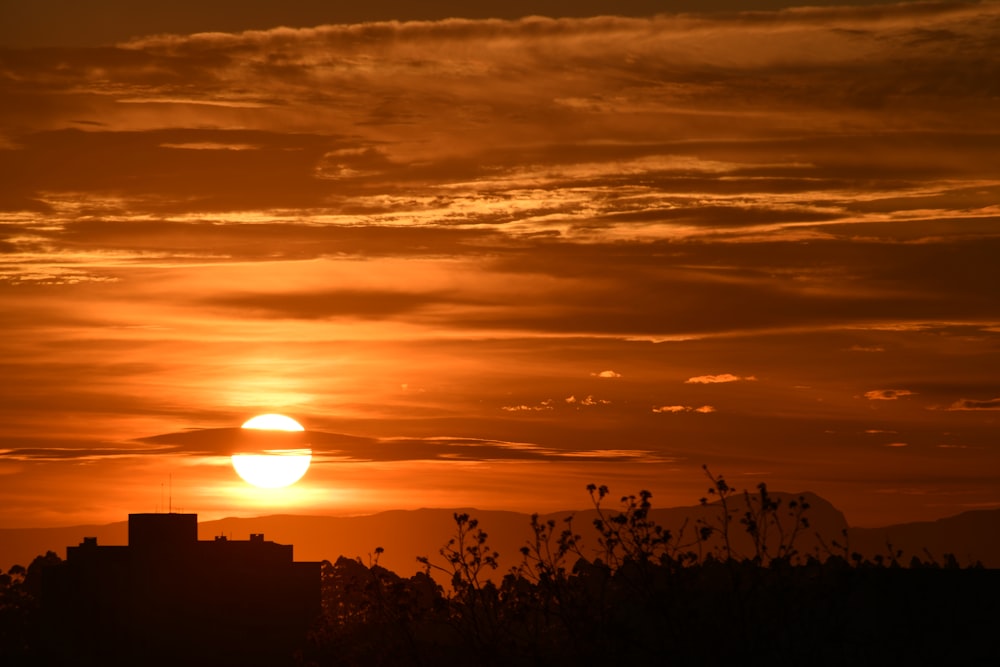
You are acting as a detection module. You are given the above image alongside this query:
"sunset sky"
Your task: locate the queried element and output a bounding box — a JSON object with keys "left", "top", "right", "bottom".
{"left": 1, "top": 0, "right": 998, "bottom": 529}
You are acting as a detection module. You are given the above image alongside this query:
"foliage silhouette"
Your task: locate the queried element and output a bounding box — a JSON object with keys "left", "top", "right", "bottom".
{"left": 297, "top": 473, "right": 999, "bottom": 666}
{"left": 1, "top": 552, "right": 60, "bottom": 666}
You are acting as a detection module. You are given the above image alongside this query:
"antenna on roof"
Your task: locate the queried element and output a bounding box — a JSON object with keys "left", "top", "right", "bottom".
{"left": 169, "top": 473, "right": 173, "bottom": 514}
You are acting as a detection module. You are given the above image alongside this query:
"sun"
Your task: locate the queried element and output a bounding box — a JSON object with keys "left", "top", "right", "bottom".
{"left": 231, "top": 414, "right": 311, "bottom": 489}
{"left": 241, "top": 414, "right": 305, "bottom": 431}
{"left": 232, "top": 451, "right": 311, "bottom": 489}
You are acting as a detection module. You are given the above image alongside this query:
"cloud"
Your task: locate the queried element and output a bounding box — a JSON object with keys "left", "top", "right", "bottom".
{"left": 565, "top": 395, "right": 610, "bottom": 406}
{"left": 501, "top": 400, "right": 554, "bottom": 412}
{"left": 5, "top": 1, "right": 994, "bottom": 50}
{"left": 653, "top": 405, "right": 688, "bottom": 413}
{"left": 945, "top": 398, "right": 1000, "bottom": 411}
{"left": 558, "top": 448, "right": 671, "bottom": 461}
{"left": 5, "top": 5, "right": 999, "bottom": 235}
{"left": 160, "top": 142, "right": 259, "bottom": 151}
{"left": 204, "top": 289, "right": 463, "bottom": 321}
{"left": 133, "top": 428, "right": 661, "bottom": 463}
{"left": 592, "top": 370, "right": 621, "bottom": 378}
{"left": 863, "top": 389, "right": 916, "bottom": 401}
{"left": 685, "top": 373, "right": 757, "bottom": 384}
{"left": 0, "top": 443, "right": 173, "bottom": 462}
{"left": 652, "top": 405, "right": 715, "bottom": 414}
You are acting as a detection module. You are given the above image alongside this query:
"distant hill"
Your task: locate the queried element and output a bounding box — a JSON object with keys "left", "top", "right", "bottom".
{"left": 848, "top": 509, "right": 1000, "bottom": 568}
{"left": 3, "top": 494, "right": 998, "bottom": 575}
{"left": 1, "top": 521, "right": 130, "bottom": 570}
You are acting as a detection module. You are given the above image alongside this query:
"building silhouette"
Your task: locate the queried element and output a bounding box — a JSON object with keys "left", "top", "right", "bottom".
{"left": 43, "top": 513, "right": 321, "bottom": 666}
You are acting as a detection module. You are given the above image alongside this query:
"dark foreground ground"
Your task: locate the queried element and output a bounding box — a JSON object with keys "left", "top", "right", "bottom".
{"left": 5, "top": 551, "right": 997, "bottom": 666}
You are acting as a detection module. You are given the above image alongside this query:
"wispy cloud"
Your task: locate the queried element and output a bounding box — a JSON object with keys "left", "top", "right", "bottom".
{"left": 129, "top": 428, "right": 663, "bottom": 464}
{"left": 4, "top": 5, "right": 1000, "bottom": 249}
{"left": 592, "top": 370, "right": 621, "bottom": 378}
{"left": 652, "top": 405, "right": 715, "bottom": 414}
{"left": 685, "top": 373, "right": 757, "bottom": 384}
{"left": 565, "top": 395, "right": 611, "bottom": 406}
{"left": 863, "top": 389, "right": 916, "bottom": 401}
{"left": 501, "top": 400, "right": 554, "bottom": 412}
{"left": 945, "top": 397, "right": 1000, "bottom": 411}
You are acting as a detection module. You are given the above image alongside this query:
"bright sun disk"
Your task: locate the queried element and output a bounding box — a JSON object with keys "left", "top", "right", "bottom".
{"left": 232, "top": 413, "right": 310, "bottom": 488}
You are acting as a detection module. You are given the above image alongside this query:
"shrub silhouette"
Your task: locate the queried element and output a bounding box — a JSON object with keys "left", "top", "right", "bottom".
{"left": 1, "top": 551, "right": 61, "bottom": 666}
{"left": 339, "top": 474, "right": 995, "bottom": 666}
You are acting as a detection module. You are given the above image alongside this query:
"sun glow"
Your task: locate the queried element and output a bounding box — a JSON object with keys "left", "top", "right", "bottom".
{"left": 232, "top": 414, "right": 311, "bottom": 488}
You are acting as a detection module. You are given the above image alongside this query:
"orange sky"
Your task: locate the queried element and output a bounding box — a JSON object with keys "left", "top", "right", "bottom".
{"left": 1, "top": 1, "right": 999, "bottom": 529}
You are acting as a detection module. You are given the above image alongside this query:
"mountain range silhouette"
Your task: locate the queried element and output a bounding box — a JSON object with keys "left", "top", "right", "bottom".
{"left": 4, "top": 492, "right": 997, "bottom": 576}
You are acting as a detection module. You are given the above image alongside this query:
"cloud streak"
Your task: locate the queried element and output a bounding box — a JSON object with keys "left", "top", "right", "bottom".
{"left": 685, "top": 374, "right": 757, "bottom": 384}
{"left": 129, "top": 428, "right": 664, "bottom": 464}
{"left": 945, "top": 398, "right": 1000, "bottom": 411}
{"left": 864, "top": 389, "right": 916, "bottom": 401}
{"left": 653, "top": 405, "right": 716, "bottom": 414}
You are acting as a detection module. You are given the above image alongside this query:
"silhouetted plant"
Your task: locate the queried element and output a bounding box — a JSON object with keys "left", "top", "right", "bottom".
{"left": 510, "top": 512, "right": 609, "bottom": 660}
{"left": 517, "top": 512, "right": 583, "bottom": 586}
{"left": 1, "top": 564, "right": 33, "bottom": 663}
{"left": 0, "top": 551, "right": 60, "bottom": 665}
{"left": 308, "top": 554, "right": 446, "bottom": 666}
{"left": 701, "top": 465, "right": 738, "bottom": 561}
{"left": 417, "top": 513, "right": 499, "bottom": 592}
{"left": 738, "top": 483, "right": 812, "bottom": 564}
{"left": 882, "top": 539, "right": 904, "bottom": 568}
{"left": 817, "top": 527, "right": 853, "bottom": 563}
{"left": 586, "top": 483, "right": 673, "bottom": 569}
{"left": 417, "top": 512, "right": 506, "bottom": 663}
